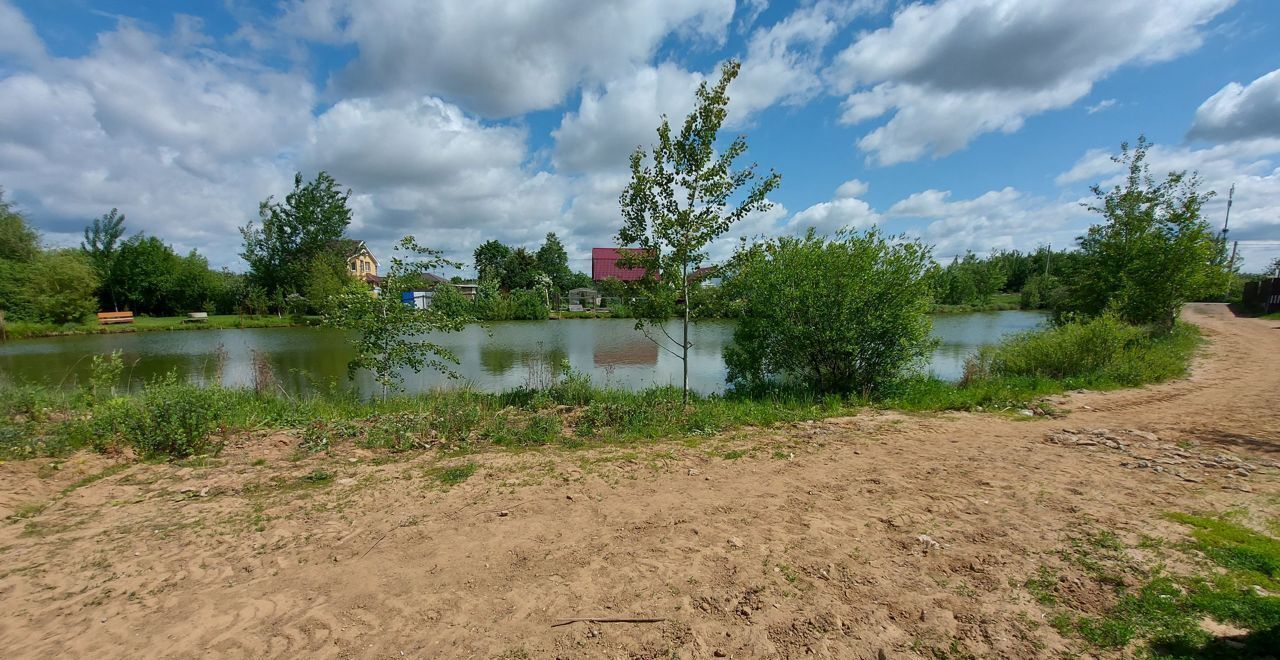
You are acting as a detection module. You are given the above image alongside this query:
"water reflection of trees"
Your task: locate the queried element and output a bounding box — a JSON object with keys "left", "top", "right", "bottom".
{"left": 593, "top": 338, "right": 658, "bottom": 367}
{"left": 480, "top": 345, "right": 569, "bottom": 379}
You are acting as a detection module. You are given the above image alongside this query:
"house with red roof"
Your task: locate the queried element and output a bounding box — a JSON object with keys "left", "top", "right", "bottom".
{"left": 591, "top": 247, "right": 650, "bottom": 282}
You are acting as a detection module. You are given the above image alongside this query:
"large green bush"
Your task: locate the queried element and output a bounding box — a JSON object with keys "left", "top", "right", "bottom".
{"left": 93, "top": 376, "right": 230, "bottom": 458}
{"left": 723, "top": 229, "right": 936, "bottom": 396}
{"left": 509, "top": 288, "right": 548, "bottom": 320}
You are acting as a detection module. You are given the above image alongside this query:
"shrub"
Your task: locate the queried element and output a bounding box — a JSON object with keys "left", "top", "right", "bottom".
{"left": 509, "top": 289, "right": 548, "bottom": 320}
{"left": 114, "top": 377, "right": 229, "bottom": 458}
{"left": 964, "top": 315, "right": 1200, "bottom": 386}
{"left": 724, "top": 229, "right": 936, "bottom": 396}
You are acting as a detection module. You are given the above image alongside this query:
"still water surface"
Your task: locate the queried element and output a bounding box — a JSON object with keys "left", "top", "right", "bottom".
{"left": 0, "top": 312, "right": 1045, "bottom": 396}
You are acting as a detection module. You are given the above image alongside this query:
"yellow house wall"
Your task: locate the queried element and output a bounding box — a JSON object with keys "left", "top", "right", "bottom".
{"left": 348, "top": 253, "right": 378, "bottom": 277}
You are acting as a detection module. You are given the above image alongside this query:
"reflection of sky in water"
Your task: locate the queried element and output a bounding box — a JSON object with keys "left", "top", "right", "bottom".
{"left": 0, "top": 312, "right": 1046, "bottom": 396}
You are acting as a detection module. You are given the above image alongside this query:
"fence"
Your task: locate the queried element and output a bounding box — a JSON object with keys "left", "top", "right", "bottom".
{"left": 1242, "top": 278, "right": 1280, "bottom": 314}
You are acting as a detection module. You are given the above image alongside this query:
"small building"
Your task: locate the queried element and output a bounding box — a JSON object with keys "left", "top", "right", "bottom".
{"left": 591, "top": 247, "right": 649, "bottom": 281}
{"left": 566, "top": 287, "right": 600, "bottom": 309}
{"left": 454, "top": 283, "right": 479, "bottom": 300}
{"left": 402, "top": 290, "right": 434, "bottom": 310}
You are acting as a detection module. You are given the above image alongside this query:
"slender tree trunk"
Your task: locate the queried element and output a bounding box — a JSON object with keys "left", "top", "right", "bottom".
{"left": 682, "top": 279, "right": 690, "bottom": 405}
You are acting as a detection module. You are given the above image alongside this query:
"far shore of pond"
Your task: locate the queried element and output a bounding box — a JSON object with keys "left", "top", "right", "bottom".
{"left": 1, "top": 295, "right": 1027, "bottom": 341}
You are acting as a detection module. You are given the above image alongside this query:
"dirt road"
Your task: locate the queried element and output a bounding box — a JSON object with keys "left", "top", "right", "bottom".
{"left": 1, "top": 303, "right": 1276, "bottom": 658}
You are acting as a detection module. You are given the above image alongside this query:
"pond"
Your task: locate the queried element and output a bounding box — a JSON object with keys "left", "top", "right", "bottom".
{"left": 0, "top": 311, "right": 1046, "bottom": 396}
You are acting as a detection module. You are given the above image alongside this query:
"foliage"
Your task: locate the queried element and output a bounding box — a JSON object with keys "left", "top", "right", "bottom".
{"left": 1063, "top": 136, "right": 1228, "bottom": 331}
{"left": 25, "top": 250, "right": 99, "bottom": 324}
{"left": 509, "top": 288, "right": 548, "bottom": 320}
{"left": 535, "top": 232, "right": 572, "bottom": 291}
{"left": 473, "top": 239, "right": 511, "bottom": 284}
{"left": 91, "top": 375, "right": 230, "bottom": 459}
{"left": 240, "top": 171, "right": 352, "bottom": 299}
{"left": 301, "top": 251, "right": 353, "bottom": 315}
{"left": 501, "top": 247, "right": 539, "bottom": 291}
{"left": 934, "top": 253, "right": 1006, "bottom": 305}
{"left": 471, "top": 275, "right": 512, "bottom": 321}
{"left": 963, "top": 316, "right": 1200, "bottom": 386}
{"left": 0, "top": 190, "right": 39, "bottom": 263}
{"left": 323, "top": 236, "right": 468, "bottom": 398}
{"left": 1018, "top": 274, "right": 1059, "bottom": 310}
{"left": 429, "top": 280, "right": 474, "bottom": 319}
{"left": 81, "top": 208, "right": 127, "bottom": 309}
{"left": 618, "top": 58, "right": 781, "bottom": 403}
{"left": 724, "top": 229, "right": 936, "bottom": 396}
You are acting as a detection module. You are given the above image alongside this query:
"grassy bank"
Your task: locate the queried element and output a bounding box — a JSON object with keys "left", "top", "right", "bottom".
{"left": 929, "top": 292, "right": 1022, "bottom": 314}
{"left": 0, "top": 317, "right": 1200, "bottom": 461}
{"left": 0, "top": 314, "right": 316, "bottom": 340}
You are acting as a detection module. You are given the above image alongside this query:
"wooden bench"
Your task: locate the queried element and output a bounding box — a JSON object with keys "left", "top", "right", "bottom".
{"left": 183, "top": 312, "right": 209, "bottom": 323}
{"left": 97, "top": 311, "right": 134, "bottom": 325}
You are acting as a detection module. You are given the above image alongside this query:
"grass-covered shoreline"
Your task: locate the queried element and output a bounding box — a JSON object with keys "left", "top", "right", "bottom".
{"left": 0, "top": 295, "right": 1036, "bottom": 341}
{"left": 0, "top": 318, "right": 1202, "bottom": 462}
{"left": 0, "top": 314, "right": 316, "bottom": 340}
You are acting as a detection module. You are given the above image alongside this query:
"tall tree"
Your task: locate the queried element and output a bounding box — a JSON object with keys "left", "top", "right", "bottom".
{"left": 473, "top": 239, "right": 511, "bottom": 283}
{"left": 617, "top": 59, "right": 781, "bottom": 403}
{"left": 240, "top": 171, "right": 352, "bottom": 298}
{"left": 535, "top": 232, "right": 571, "bottom": 291}
{"left": 1067, "top": 136, "right": 1226, "bottom": 331}
{"left": 113, "top": 235, "right": 180, "bottom": 315}
{"left": 501, "top": 247, "right": 539, "bottom": 291}
{"left": 82, "top": 208, "right": 127, "bottom": 310}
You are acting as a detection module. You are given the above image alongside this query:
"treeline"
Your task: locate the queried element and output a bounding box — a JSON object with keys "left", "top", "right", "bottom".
{"left": 0, "top": 192, "right": 100, "bottom": 324}
{"left": 2, "top": 194, "right": 252, "bottom": 325}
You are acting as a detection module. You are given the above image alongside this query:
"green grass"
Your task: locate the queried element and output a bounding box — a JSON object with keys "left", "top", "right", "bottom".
{"left": 0, "top": 314, "right": 315, "bottom": 340}
{"left": 433, "top": 462, "right": 478, "bottom": 486}
{"left": 930, "top": 292, "right": 1022, "bottom": 314}
{"left": 1034, "top": 514, "right": 1280, "bottom": 657}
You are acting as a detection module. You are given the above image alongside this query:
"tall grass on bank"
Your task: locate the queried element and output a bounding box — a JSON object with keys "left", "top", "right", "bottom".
{"left": 884, "top": 316, "right": 1201, "bottom": 411}
{"left": 0, "top": 316, "right": 1202, "bottom": 461}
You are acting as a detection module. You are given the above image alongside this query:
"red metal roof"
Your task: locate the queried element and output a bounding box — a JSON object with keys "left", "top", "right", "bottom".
{"left": 591, "top": 247, "right": 649, "bottom": 281}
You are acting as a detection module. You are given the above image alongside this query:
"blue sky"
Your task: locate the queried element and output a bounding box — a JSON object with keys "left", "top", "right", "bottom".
{"left": 2, "top": 0, "right": 1278, "bottom": 274}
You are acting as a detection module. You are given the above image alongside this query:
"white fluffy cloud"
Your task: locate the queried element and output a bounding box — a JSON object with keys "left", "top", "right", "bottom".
{"left": 280, "top": 0, "right": 735, "bottom": 117}
{"left": 827, "top": 0, "right": 1234, "bottom": 164}
{"left": 1189, "top": 68, "right": 1280, "bottom": 143}
{"left": 552, "top": 64, "right": 706, "bottom": 174}
{"left": 0, "top": 0, "right": 43, "bottom": 64}
{"left": 0, "top": 18, "right": 311, "bottom": 263}
{"left": 787, "top": 178, "right": 879, "bottom": 235}
{"left": 553, "top": 1, "right": 871, "bottom": 174}
{"left": 887, "top": 187, "right": 1089, "bottom": 257}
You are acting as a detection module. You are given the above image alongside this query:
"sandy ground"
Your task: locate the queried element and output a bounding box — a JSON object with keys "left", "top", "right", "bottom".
{"left": 0, "top": 303, "right": 1276, "bottom": 659}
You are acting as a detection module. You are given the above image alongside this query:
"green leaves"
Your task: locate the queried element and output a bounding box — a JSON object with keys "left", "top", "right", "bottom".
{"left": 323, "top": 236, "right": 467, "bottom": 399}
{"left": 616, "top": 58, "right": 781, "bottom": 403}
{"left": 1069, "top": 136, "right": 1228, "bottom": 331}
{"left": 241, "top": 171, "right": 353, "bottom": 299}
{"left": 724, "top": 230, "right": 936, "bottom": 396}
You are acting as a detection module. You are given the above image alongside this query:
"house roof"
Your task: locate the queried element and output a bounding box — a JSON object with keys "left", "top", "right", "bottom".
{"left": 329, "top": 239, "right": 377, "bottom": 265}
{"left": 591, "top": 247, "right": 649, "bottom": 281}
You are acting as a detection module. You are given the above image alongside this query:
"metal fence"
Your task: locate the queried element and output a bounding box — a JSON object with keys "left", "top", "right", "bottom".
{"left": 1242, "top": 278, "right": 1280, "bottom": 313}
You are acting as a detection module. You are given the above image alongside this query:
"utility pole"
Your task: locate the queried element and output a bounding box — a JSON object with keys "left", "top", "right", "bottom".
{"left": 1229, "top": 240, "right": 1238, "bottom": 268}
{"left": 1220, "top": 184, "right": 1234, "bottom": 241}
{"left": 1044, "top": 243, "right": 1051, "bottom": 278}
